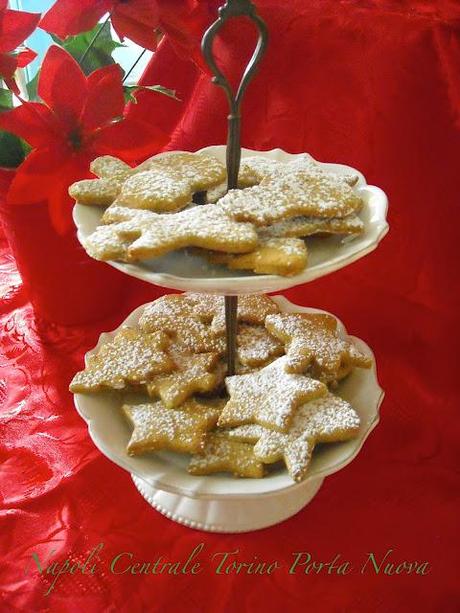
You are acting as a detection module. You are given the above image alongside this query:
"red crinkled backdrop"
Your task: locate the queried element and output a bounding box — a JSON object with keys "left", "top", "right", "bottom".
{"left": 0, "top": 1, "right": 459, "bottom": 611}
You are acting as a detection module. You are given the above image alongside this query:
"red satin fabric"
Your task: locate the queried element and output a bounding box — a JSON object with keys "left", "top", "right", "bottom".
{"left": 1, "top": 1, "right": 459, "bottom": 610}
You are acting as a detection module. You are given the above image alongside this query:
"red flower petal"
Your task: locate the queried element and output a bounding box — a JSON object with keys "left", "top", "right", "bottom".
{"left": 0, "top": 9, "right": 40, "bottom": 53}
{"left": 38, "top": 46, "right": 87, "bottom": 130}
{"left": 81, "top": 64, "right": 125, "bottom": 132}
{"left": 112, "top": 0, "right": 159, "bottom": 50}
{"left": 0, "top": 103, "right": 61, "bottom": 149}
{"left": 16, "top": 47, "right": 37, "bottom": 68}
{"left": 39, "top": 0, "right": 110, "bottom": 40}
{"left": 0, "top": 51, "right": 17, "bottom": 85}
{"left": 91, "top": 117, "right": 168, "bottom": 161}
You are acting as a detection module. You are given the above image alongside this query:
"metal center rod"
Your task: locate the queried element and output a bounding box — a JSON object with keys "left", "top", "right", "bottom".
{"left": 201, "top": 0, "right": 268, "bottom": 375}
{"left": 224, "top": 295, "right": 238, "bottom": 376}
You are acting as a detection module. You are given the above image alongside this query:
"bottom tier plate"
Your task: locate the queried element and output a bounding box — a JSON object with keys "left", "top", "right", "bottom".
{"left": 132, "top": 474, "right": 324, "bottom": 533}
{"left": 74, "top": 295, "right": 384, "bottom": 533}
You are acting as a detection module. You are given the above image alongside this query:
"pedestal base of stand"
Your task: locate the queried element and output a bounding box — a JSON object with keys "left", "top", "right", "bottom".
{"left": 132, "top": 474, "right": 324, "bottom": 533}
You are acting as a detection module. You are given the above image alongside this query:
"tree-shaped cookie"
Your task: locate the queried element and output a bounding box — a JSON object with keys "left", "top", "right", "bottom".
{"left": 218, "top": 356, "right": 327, "bottom": 432}
{"left": 227, "top": 392, "right": 360, "bottom": 482}
{"left": 69, "top": 328, "right": 174, "bottom": 392}
{"left": 265, "top": 313, "right": 372, "bottom": 383}
{"left": 83, "top": 204, "right": 257, "bottom": 262}
{"left": 123, "top": 398, "right": 224, "bottom": 456}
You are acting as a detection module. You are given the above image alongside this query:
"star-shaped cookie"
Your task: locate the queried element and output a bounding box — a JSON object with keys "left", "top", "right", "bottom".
{"left": 226, "top": 392, "right": 360, "bottom": 482}
{"left": 218, "top": 356, "right": 327, "bottom": 432}
{"left": 188, "top": 433, "right": 264, "bottom": 478}
{"left": 69, "top": 328, "right": 174, "bottom": 393}
{"left": 146, "top": 350, "right": 221, "bottom": 408}
{"left": 123, "top": 398, "right": 224, "bottom": 456}
{"left": 83, "top": 204, "right": 257, "bottom": 262}
{"left": 265, "top": 313, "right": 372, "bottom": 382}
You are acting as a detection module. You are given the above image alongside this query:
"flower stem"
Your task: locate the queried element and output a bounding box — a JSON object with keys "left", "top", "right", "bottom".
{"left": 122, "top": 49, "right": 148, "bottom": 84}
{"left": 79, "top": 13, "right": 112, "bottom": 68}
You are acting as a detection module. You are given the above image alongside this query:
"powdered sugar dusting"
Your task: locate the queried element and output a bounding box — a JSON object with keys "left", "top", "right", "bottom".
{"left": 219, "top": 356, "right": 327, "bottom": 431}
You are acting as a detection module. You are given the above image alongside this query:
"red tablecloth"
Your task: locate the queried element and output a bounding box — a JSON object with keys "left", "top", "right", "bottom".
{"left": 1, "top": 1, "right": 459, "bottom": 611}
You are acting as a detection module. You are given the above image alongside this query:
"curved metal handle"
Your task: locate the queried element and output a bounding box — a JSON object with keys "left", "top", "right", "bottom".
{"left": 201, "top": 1, "right": 268, "bottom": 377}
{"left": 201, "top": 0, "right": 268, "bottom": 190}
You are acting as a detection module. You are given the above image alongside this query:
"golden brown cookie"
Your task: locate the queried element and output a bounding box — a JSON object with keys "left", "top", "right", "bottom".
{"left": 70, "top": 152, "right": 225, "bottom": 210}
{"left": 115, "top": 168, "right": 192, "bottom": 212}
{"left": 138, "top": 296, "right": 226, "bottom": 354}
{"left": 265, "top": 313, "right": 372, "bottom": 381}
{"left": 236, "top": 324, "right": 284, "bottom": 367}
{"left": 91, "top": 155, "right": 133, "bottom": 181}
{"left": 219, "top": 171, "right": 363, "bottom": 225}
{"left": 83, "top": 204, "right": 258, "bottom": 262}
{"left": 183, "top": 293, "right": 280, "bottom": 335}
{"left": 123, "top": 398, "right": 223, "bottom": 456}
{"left": 69, "top": 177, "right": 122, "bottom": 206}
{"left": 69, "top": 156, "right": 133, "bottom": 206}
{"left": 151, "top": 152, "right": 226, "bottom": 192}
{"left": 208, "top": 237, "right": 308, "bottom": 276}
{"left": 218, "top": 356, "right": 327, "bottom": 433}
{"left": 226, "top": 392, "right": 360, "bottom": 482}
{"left": 237, "top": 155, "right": 359, "bottom": 188}
{"left": 188, "top": 433, "right": 264, "bottom": 478}
{"left": 69, "top": 328, "right": 174, "bottom": 393}
{"left": 146, "top": 350, "right": 221, "bottom": 408}
{"left": 259, "top": 214, "right": 364, "bottom": 239}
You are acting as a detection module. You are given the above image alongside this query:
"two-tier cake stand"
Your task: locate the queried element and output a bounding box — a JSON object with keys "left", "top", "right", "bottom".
{"left": 72, "top": 0, "right": 388, "bottom": 532}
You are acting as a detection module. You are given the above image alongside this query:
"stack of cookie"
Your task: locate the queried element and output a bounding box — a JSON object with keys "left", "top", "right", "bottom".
{"left": 70, "top": 294, "right": 372, "bottom": 482}
{"left": 69, "top": 152, "right": 365, "bottom": 277}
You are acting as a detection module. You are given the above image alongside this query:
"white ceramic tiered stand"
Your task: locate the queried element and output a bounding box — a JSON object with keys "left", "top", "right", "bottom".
{"left": 73, "top": 147, "right": 388, "bottom": 532}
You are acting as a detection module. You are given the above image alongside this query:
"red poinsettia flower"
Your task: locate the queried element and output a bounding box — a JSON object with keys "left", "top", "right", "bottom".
{"left": 40, "top": 0, "right": 160, "bottom": 50}
{"left": 0, "top": 0, "right": 40, "bottom": 93}
{"left": 0, "top": 45, "right": 167, "bottom": 233}
{"left": 39, "top": 0, "right": 212, "bottom": 67}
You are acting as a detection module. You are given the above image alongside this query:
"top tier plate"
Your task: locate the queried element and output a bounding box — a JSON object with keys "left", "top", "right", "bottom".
{"left": 73, "top": 145, "right": 389, "bottom": 295}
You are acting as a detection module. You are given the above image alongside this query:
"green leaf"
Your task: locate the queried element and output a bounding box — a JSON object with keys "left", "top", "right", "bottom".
{"left": 58, "top": 22, "right": 124, "bottom": 75}
{"left": 0, "top": 88, "right": 13, "bottom": 112}
{"left": 26, "top": 71, "right": 40, "bottom": 101}
{"left": 0, "top": 131, "right": 27, "bottom": 168}
{"left": 124, "top": 85, "right": 180, "bottom": 104}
